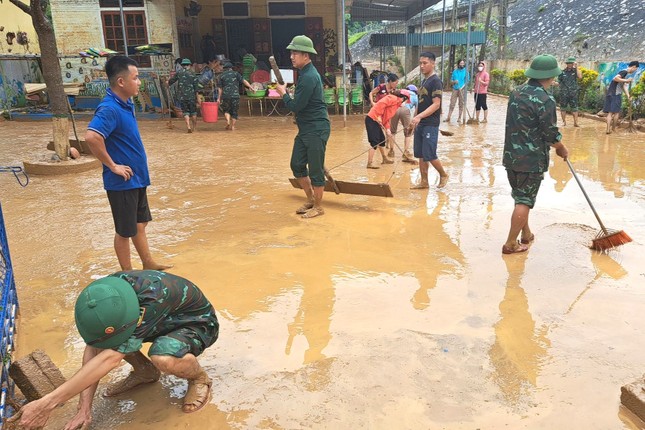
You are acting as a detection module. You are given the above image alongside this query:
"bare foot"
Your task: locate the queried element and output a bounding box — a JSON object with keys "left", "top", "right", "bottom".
{"left": 411, "top": 181, "right": 429, "bottom": 190}
{"left": 143, "top": 262, "right": 173, "bottom": 271}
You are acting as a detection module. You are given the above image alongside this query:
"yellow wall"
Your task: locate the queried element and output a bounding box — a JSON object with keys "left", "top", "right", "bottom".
{"left": 0, "top": 1, "right": 40, "bottom": 54}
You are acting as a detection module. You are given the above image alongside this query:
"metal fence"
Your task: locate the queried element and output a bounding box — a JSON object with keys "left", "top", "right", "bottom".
{"left": 0, "top": 202, "right": 19, "bottom": 426}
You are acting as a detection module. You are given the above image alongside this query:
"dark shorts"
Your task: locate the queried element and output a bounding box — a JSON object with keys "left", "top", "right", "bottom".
{"left": 180, "top": 100, "right": 197, "bottom": 116}
{"left": 148, "top": 316, "right": 219, "bottom": 358}
{"left": 603, "top": 94, "right": 622, "bottom": 113}
{"left": 290, "top": 129, "right": 330, "bottom": 187}
{"left": 506, "top": 170, "right": 544, "bottom": 209}
{"left": 559, "top": 91, "right": 579, "bottom": 111}
{"left": 365, "top": 116, "right": 386, "bottom": 148}
{"left": 474, "top": 93, "right": 488, "bottom": 111}
{"left": 106, "top": 187, "right": 152, "bottom": 238}
{"left": 220, "top": 97, "right": 240, "bottom": 119}
{"left": 413, "top": 125, "right": 439, "bottom": 161}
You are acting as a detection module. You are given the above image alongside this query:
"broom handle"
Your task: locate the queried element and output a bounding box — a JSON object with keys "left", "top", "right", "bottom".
{"left": 565, "top": 158, "right": 609, "bottom": 234}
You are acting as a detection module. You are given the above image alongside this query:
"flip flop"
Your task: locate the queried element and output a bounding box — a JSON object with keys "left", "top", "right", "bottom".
{"left": 182, "top": 373, "right": 212, "bottom": 413}
{"left": 295, "top": 202, "right": 314, "bottom": 214}
{"left": 502, "top": 243, "right": 529, "bottom": 254}
{"left": 301, "top": 207, "right": 324, "bottom": 219}
{"left": 520, "top": 234, "right": 535, "bottom": 244}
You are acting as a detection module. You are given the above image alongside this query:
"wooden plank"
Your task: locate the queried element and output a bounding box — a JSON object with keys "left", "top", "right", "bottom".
{"left": 289, "top": 178, "right": 393, "bottom": 198}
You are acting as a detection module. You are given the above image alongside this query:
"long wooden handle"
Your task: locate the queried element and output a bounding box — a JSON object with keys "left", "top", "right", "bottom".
{"left": 268, "top": 56, "right": 284, "bottom": 85}
{"left": 566, "top": 158, "right": 609, "bottom": 234}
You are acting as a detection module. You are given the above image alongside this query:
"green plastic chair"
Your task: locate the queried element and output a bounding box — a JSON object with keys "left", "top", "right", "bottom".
{"left": 323, "top": 88, "right": 337, "bottom": 115}
{"left": 337, "top": 87, "right": 350, "bottom": 112}
{"left": 351, "top": 86, "right": 365, "bottom": 113}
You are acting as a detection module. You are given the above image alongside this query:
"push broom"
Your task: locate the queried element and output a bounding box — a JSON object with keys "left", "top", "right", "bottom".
{"left": 566, "top": 159, "right": 632, "bottom": 251}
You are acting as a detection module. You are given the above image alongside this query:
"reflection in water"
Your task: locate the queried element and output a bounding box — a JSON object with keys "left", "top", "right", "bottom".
{"left": 566, "top": 251, "right": 627, "bottom": 315}
{"left": 489, "top": 253, "right": 550, "bottom": 407}
{"left": 410, "top": 192, "right": 465, "bottom": 310}
{"left": 549, "top": 155, "right": 571, "bottom": 193}
{"left": 597, "top": 136, "right": 625, "bottom": 198}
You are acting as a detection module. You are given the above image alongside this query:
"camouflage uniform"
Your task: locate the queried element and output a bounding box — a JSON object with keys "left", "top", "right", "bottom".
{"left": 503, "top": 79, "right": 562, "bottom": 208}
{"left": 110, "top": 270, "right": 219, "bottom": 358}
{"left": 557, "top": 68, "right": 579, "bottom": 111}
{"left": 217, "top": 69, "right": 244, "bottom": 119}
{"left": 168, "top": 68, "right": 199, "bottom": 116}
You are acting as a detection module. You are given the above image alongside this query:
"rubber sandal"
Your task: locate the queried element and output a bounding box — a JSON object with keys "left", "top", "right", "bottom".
{"left": 295, "top": 202, "right": 314, "bottom": 214}
{"left": 301, "top": 207, "right": 324, "bottom": 218}
{"left": 502, "top": 243, "right": 529, "bottom": 254}
{"left": 103, "top": 369, "right": 161, "bottom": 397}
{"left": 520, "top": 234, "right": 535, "bottom": 244}
{"left": 182, "top": 373, "right": 212, "bottom": 413}
{"left": 367, "top": 163, "right": 379, "bottom": 169}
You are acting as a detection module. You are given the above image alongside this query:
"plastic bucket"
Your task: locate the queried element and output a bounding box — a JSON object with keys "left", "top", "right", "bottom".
{"left": 201, "top": 101, "right": 219, "bottom": 123}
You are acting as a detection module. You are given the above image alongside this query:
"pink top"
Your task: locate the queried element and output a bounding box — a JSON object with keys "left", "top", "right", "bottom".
{"left": 475, "top": 71, "right": 490, "bottom": 94}
{"left": 368, "top": 94, "right": 403, "bottom": 130}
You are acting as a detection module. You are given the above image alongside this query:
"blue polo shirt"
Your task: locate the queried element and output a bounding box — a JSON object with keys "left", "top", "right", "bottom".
{"left": 87, "top": 88, "right": 150, "bottom": 191}
{"left": 450, "top": 68, "right": 469, "bottom": 90}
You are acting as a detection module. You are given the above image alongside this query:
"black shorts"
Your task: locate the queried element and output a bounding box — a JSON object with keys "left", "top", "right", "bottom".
{"left": 365, "top": 116, "right": 386, "bottom": 148}
{"left": 106, "top": 187, "right": 153, "bottom": 238}
{"left": 474, "top": 93, "right": 488, "bottom": 111}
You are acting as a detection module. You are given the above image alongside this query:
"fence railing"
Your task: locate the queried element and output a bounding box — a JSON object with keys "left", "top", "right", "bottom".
{"left": 0, "top": 202, "right": 19, "bottom": 427}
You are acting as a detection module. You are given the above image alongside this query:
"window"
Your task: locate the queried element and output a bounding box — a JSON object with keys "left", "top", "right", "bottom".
{"left": 268, "top": 1, "right": 305, "bottom": 17}
{"left": 222, "top": 2, "right": 249, "bottom": 17}
{"left": 101, "top": 11, "right": 151, "bottom": 67}
{"left": 99, "top": 0, "right": 143, "bottom": 7}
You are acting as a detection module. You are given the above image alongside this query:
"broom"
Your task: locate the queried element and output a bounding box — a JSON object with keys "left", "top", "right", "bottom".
{"left": 566, "top": 159, "right": 632, "bottom": 251}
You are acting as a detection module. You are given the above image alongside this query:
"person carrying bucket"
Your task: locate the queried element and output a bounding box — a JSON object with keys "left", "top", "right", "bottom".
{"left": 168, "top": 58, "right": 200, "bottom": 133}
{"left": 275, "top": 35, "right": 330, "bottom": 219}
{"left": 217, "top": 61, "right": 253, "bottom": 130}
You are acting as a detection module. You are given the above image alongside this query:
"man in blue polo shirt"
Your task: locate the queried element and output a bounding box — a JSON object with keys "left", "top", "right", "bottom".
{"left": 85, "top": 56, "right": 171, "bottom": 271}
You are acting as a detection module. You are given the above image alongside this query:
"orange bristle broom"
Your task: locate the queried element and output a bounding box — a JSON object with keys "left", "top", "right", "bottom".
{"left": 566, "top": 159, "right": 632, "bottom": 251}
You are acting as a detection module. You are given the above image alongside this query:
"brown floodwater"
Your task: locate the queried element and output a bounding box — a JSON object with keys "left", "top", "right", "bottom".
{"left": 1, "top": 95, "right": 645, "bottom": 429}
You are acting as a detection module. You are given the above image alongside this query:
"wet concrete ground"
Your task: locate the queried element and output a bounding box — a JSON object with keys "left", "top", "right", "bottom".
{"left": 1, "top": 94, "right": 645, "bottom": 429}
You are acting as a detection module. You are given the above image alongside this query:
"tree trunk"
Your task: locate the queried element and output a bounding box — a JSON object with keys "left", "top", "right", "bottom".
{"left": 479, "top": 0, "right": 494, "bottom": 63}
{"left": 9, "top": 0, "right": 70, "bottom": 159}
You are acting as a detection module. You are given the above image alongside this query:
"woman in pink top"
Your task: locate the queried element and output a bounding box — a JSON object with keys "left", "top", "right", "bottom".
{"left": 364, "top": 91, "right": 408, "bottom": 169}
{"left": 474, "top": 61, "right": 490, "bottom": 123}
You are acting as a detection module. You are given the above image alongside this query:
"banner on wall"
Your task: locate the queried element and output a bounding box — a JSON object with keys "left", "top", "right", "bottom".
{"left": 598, "top": 62, "right": 644, "bottom": 88}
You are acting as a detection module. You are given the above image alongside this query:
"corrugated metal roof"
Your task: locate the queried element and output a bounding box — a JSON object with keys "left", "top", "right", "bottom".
{"left": 370, "top": 31, "right": 486, "bottom": 46}
{"left": 349, "top": 0, "right": 443, "bottom": 22}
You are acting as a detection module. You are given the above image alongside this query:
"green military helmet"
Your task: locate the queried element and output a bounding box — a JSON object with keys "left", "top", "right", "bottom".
{"left": 525, "top": 54, "right": 561, "bottom": 79}
{"left": 181, "top": 58, "right": 192, "bottom": 65}
{"left": 286, "top": 35, "right": 317, "bottom": 55}
{"left": 74, "top": 276, "right": 140, "bottom": 349}
{"left": 566, "top": 56, "right": 576, "bottom": 63}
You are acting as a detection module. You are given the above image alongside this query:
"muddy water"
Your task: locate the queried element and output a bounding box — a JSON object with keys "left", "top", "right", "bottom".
{"left": 1, "top": 95, "right": 645, "bottom": 429}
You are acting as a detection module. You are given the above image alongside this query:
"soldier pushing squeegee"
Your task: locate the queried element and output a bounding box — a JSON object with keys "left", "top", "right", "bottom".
{"left": 272, "top": 36, "right": 393, "bottom": 219}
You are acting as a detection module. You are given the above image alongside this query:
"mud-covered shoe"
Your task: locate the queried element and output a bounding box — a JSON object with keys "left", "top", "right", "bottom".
{"left": 296, "top": 201, "right": 314, "bottom": 214}
{"left": 367, "top": 162, "right": 379, "bottom": 169}
{"left": 381, "top": 157, "right": 394, "bottom": 164}
{"left": 103, "top": 368, "right": 161, "bottom": 397}
{"left": 182, "top": 371, "right": 212, "bottom": 413}
{"left": 301, "top": 206, "right": 325, "bottom": 218}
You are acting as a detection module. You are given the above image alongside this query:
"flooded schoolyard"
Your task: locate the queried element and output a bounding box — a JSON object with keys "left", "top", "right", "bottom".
{"left": 1, "top": 94, "right": 645, "bottom": 429}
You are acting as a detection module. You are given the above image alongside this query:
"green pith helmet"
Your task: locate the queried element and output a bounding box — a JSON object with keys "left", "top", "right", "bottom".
{"left": 566, "top": 56, "right": 576, "bottom": 63}
{"left": 74, "top": 276, "right": 139, "bottom": 349}
{"left": 286, "top": 35, "right": 317, "bottom": 55}
{"left": 181, "top": 58, "right": 192, "bottom": 65}
{"left": 525, "top": 54, "right": 561, "bottom": 79}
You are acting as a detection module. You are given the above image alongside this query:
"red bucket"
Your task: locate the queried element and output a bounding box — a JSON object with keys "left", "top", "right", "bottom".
{"left": 201, "top": 101, "right": 219, "bottom": 123}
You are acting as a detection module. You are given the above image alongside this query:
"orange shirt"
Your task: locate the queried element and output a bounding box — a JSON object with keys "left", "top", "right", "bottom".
{"left": 367, "top": 94, "right": 403, "bottom": 130}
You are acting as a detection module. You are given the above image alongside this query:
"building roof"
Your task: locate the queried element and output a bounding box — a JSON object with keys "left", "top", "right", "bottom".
{"left": 349, "top": 0, "right": 443, "bottom": 22}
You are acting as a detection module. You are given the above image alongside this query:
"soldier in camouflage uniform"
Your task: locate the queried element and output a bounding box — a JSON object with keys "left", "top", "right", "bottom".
{"left": 168, "top": 58, "right": 200, "bottom": 133}
{"left": 12, "top": 270, "right": 218, "bottom": 429}
{"left": 556, "top": 57, "right": 582, "bottom": 127}
{"left": 502, "top": 54, "right": 569, "bottom": 255}
{"left": 217, "top": 61, "right": 253, "bottom": 130}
